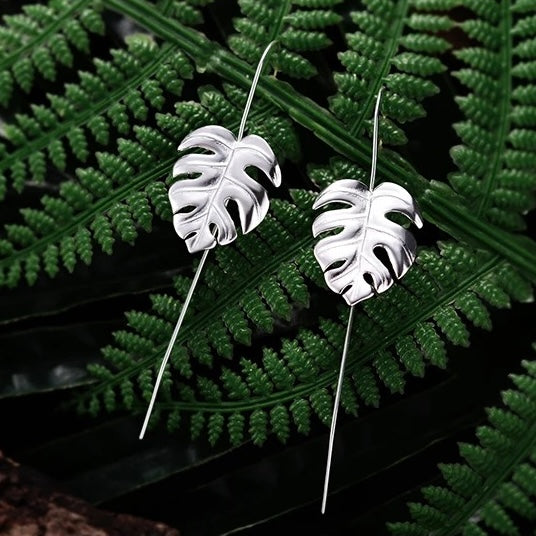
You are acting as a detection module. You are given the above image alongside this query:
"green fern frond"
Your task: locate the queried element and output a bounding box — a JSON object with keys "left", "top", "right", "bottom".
{"left": 0, "top": 82, "right": 298, "bottom": 288}
{"left": 389, "top": 355, "right": 536, "bottom": 536}
{"left": 79, "top": 157, "right": 532, "bottom": 444}
{"left": 0, "top": 0, "right": 105, "bottom": 107}
{"left": 100, "top": 0, "right": 536, "bottom": 278}
{"left": 0, "top": 24, "right": 193, "bottom": 197}
{"left": 331, "top": 0, "right": 452, "bottom": 142}
{"left": 229, "top": 0, "right": 342, "bottom": 78}
{"left": 450, "top": 0, "right": 536, "bottom": 231}
{"left": 169, "top": 0, "right": 213, "bottom": 25}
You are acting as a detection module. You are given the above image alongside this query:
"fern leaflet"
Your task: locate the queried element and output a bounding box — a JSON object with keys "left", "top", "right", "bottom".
{"left": 389, "top": 355, "right": 536, "bottom": 536}
{"left": 0, "top": 0, "right": 104, "bottom": 107}
{"left": 450, "top": 0, "right": 536, "bottom": 231}
{"left": 80, "top": 160, "right": 533, "bottom": 445}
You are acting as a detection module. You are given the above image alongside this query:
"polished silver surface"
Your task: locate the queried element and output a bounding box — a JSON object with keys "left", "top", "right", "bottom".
{"left": 139, "top": 41, "right": 280, "bottom": 439}
{"left": 314, "top": 88, "right": 423, "bottom": 514}
{"left": 312, "top": 179, "right": 423, "bottom": 306}
{"left": 169, "top": 125, "right": 281, "bottom": 253}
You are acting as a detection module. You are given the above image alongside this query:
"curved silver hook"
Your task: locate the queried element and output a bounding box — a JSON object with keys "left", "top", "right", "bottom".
{"left": 369, "top": 87, "right": 383, "bottom": 191}
{"left": 237, "top": 40, "right": 278, "bottom": 141}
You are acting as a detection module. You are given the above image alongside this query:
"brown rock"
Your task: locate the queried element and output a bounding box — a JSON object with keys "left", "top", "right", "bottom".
{"left": 0, "top": 451, "right": 180, "bottom": 536}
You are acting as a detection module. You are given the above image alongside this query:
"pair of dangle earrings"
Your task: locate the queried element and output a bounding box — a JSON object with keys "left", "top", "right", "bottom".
{"left": 139, "top": 41, "right": 423, "bottom": 513}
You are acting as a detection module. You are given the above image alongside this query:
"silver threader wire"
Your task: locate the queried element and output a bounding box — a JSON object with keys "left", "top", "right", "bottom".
{"left": 139, "top": 41, "right": 277, "bottom": 440}
{"left": 321, "top": 87, "right": 384, "bottom": 513}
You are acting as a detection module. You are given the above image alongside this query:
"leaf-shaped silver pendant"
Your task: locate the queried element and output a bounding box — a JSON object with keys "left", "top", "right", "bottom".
{"left": 313, "top": 179, "right": 423, "bottom": 306}
{"left": 169, "top": 125, "right": 281, "bottom": 253}
{"left": 140, "top": 41, "right": 281, "bottom": 442}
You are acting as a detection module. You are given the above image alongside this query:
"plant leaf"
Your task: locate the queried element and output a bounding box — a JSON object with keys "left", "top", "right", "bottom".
{"left": 389, "top": 355, "right": 536, "bottom": 536}
{"left": 313, "top": 179, "right": 423, "bottom": 305}
{"left": 170, "top": 125, "right": 281, "bottom": 253}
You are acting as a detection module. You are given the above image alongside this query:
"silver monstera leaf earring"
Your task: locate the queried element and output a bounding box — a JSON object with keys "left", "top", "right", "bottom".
{"left": 313, "top": 88, "right": 423, "bottom": 513}
{"left": 140, "top": 41, "right": 281, "bottom": 440}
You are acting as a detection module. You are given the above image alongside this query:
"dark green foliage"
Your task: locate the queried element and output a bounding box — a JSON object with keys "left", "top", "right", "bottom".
{"left": 450, "top": 0, "right": 536, "bottom": 231}
{"left": 0, "top": 7, "right": 196, "bottom": 199}
{"left": 389, "top": 357, "right": 536, "bottom": 536}
{"left": 79, "top": 199, "right": 532, "bottom": 443}
{"left": 0, "top": 0, "right": 105, "bottom": 107}
{"left": 0, "top": 82, "right": 298, "bottom": 287}
{"left": 229, "top": 0, "right": 342, "bottom": 78}
{"left": 0, "top": 0, "right": 534, "bottom": 494}
{"left": 0, "top": 0, "right": 533, "bottom": 291}
{"left": 331, "top": 0, "right": 450, "bottom": 142}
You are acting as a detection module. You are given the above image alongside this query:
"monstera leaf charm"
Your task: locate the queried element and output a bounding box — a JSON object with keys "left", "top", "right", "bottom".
{"left": 313, "top": 179, "right": 423, "bottom": 306}
{"left": 169, "top": 125, "right": 281, "bottom": 253}
{"left": 140, "top": 42, "right": 281, "bottom": 442}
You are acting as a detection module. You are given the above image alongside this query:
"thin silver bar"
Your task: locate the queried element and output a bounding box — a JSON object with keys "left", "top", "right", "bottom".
{"left": 139, "top": 247, "right": 210, "bottom": 440}
{"left": 369, "top": 87, "right": 383, "bottom": 191}
{"left": 321, "top": 304, "right": 355, "bottom": 514}
{"left": 237, "top": 40, "right": 277, "bottom": 141}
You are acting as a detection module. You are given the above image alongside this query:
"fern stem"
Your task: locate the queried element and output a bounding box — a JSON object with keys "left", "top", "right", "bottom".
{"left": 103, "top": 0, "right": 536, "bottom": 279}
{"left": 106, "top": 0, "right": 209, "bottom": 57}
{"left": 424, "top": 184, "right": 536, "bottom": 280}
{"left": 0, "top": 0, "right": 91, "bottom": 72}
{"left": 476, "top": 0, "right": 512, "bottom": 217}
{"left": 122, "top": 255, "right": 503, "bottom": 414}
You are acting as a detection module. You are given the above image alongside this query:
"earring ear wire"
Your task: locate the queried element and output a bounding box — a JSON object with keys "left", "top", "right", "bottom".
{"left": 314, "top": 87, "right": 423, "bottom": 513}
{"left": 139, "top": 40, "right": 280, "bottom": 440}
